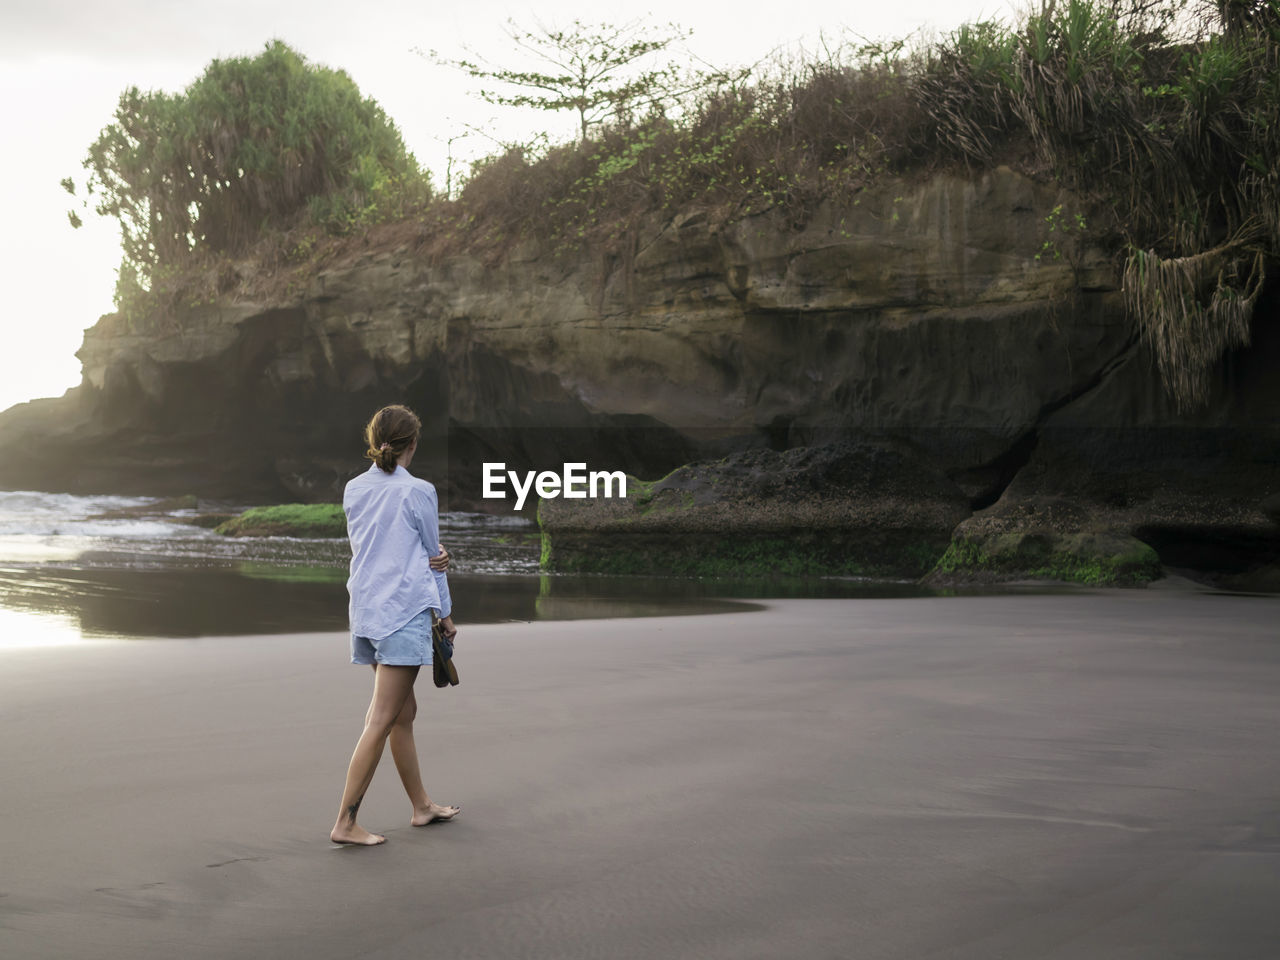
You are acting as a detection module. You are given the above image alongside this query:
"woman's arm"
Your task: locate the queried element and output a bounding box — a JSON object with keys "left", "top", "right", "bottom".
{"left": 430, "top": 548, "right": 454, "bottom": 639}
{"left": 411, "top": 484, "right": 453, "bottom": 621}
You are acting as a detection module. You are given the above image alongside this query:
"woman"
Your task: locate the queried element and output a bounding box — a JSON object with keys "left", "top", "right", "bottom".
{"left": 330, "top": 404, "right": 460, "bottom": 846}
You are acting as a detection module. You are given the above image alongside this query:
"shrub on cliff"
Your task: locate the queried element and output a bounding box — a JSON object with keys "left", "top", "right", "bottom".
{"left": 440, "top": 41, "right": 920, "bottom": 253}
{"left": 69, "top": 40, "right": 428, "bottom": 285}
{"left": 915, "top": 0, "right": 1278, "bottom": 410}
{"left": 442, "top": 0, "right": 1277, "bottom": 410}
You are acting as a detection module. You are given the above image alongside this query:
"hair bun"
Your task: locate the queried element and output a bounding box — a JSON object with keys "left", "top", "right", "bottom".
{"left": 363, "top": 404, "right": 422, "bottom": 473}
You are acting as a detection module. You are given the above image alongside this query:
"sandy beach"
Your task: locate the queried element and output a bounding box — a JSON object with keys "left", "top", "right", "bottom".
{"left": 3, "top": 589, "right": 1279, "bottom": 959}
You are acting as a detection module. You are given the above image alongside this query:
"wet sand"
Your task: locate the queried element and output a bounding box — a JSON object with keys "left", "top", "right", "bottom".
{"left": 3, "top": 590, "right": 1279, "bottom": 959}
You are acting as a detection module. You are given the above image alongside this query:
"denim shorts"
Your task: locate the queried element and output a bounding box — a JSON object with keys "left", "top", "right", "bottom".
{"left": 351, "top": 608, "right": 435, "bottom": 666}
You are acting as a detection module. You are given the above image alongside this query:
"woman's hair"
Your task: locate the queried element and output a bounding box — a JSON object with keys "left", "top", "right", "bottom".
{"left": 364, "top": 404, "right": 422, "bottom": 473}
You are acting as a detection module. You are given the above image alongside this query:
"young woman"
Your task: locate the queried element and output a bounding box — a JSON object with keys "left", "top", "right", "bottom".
{"left": 330, "top": 404, "right": 460, "bottom": 846}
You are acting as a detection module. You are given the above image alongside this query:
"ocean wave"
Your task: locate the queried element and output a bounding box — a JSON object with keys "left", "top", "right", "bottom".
{"left": 0, "top": 490, "right": 539, "bottom": 574}
{"left": 440, "top": 511, "right": 536, "bottom": 529}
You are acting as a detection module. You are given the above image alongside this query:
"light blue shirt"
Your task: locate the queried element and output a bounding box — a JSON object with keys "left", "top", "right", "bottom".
{"left": 343, "top": 463, "right": 452, "bottom": 640}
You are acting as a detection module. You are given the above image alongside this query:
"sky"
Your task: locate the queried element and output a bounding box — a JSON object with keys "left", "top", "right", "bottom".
{"left": 0, "top": 0, "right": 1017, "bottom": 413}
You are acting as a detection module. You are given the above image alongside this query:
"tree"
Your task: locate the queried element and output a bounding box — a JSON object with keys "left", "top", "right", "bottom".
{"left": 424, "top": 18, "right": 692, "bottom": 144}
{"left": 1214, "top": 0, "right": 1280, "bottom": 35}
{"left": 69, "top": 40, "right": 424, "bottom": 278}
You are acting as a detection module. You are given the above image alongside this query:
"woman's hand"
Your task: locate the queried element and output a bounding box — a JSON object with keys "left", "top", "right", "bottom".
{"left": 439, "top": 615, "right": 457, "bottom": 641}
{"left": 430, "top": 544, "right": 450, "bottom": 572}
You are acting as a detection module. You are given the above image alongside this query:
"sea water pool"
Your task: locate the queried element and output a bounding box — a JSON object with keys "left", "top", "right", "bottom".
{"left": 0, "top": 489, "right": 1073, "bottom": 642}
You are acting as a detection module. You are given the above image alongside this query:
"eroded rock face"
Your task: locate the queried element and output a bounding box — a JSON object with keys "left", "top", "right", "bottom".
{"left": 0, "top": 163, "right": 1275, "bottom": 585}
{"left": 0, "top": 167, "right": 1128, "bottom": 506}
{"left": 961, "top": 306, "right": 1280, "bottom": 583}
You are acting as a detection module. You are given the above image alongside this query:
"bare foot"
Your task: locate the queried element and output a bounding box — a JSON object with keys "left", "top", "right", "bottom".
{"left": 330, "top": 823, "right": 386, "bottom": 845}
{"left": 411, "top": 801, "right": 460, "bottom": 826}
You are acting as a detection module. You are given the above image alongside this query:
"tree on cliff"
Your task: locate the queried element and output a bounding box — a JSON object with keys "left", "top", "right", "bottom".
{"left": 68, "top": 40, "right": 426, "bottom": 279}
{"left": 422, "top": 18, "right": 692, "bottom": 144}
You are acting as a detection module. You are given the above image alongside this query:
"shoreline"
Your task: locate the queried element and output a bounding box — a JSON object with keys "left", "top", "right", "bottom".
{"left": 4, "top": 594, "right": 1280, "bottom": 958}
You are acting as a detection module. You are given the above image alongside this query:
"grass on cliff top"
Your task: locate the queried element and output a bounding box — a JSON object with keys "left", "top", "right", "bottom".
{"left": 436, "top": 3, "right": 1277, "bottom": 253}
{"left": 215, "top": 503, "right": 346, "bottom": 538}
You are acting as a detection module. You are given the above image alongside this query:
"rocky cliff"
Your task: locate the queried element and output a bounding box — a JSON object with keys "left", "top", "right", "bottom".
{"left": 2, "top": 166, "right": 1276, "bottom": 580}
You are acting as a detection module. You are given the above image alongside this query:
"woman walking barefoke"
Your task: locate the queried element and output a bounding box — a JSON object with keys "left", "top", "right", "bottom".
{"left": 330, "top": 404, "right": 460, "bottom": 845}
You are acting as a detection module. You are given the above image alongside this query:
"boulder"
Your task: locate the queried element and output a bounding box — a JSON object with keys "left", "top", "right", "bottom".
{"left": 928, "top": 496, "right": 1162, "bottom": 586}
{"left": 537, "top": 440, "right": 971, "bottom": 577}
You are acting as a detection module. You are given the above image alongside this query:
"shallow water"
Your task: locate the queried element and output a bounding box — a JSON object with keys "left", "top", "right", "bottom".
{"left": 0, "top": 489, "right": 1057, "bottom": 642}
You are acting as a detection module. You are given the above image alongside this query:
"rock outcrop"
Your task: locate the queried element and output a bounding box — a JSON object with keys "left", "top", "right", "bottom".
{"left": 538, "top": 440, "right": 972, "bottom": 577}
{"left": 1, "top": 165, "right": 1276, "bottom": 582}
{"left": 954, "top": 303, "right": 1280, "bottom": 586}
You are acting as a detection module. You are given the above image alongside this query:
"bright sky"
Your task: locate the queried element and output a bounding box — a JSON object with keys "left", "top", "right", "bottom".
{"left": 0, "top": 0, "right": 1015, "bottom": 414}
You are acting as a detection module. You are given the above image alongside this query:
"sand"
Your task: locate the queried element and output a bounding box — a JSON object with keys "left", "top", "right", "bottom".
{"left": 3, "top": 589, "right": 1279, "bottom": 959}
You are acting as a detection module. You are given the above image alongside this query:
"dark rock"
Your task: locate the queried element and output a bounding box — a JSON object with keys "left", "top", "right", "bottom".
{"left": 930, "top": 295, "right": 1280, "bottom": 587}
{"left": 538, "top": 440, "right": 971, "bottom": 577}
{"left": 928, "top": 495, "right": 1163, "bottom": 586}
{"left": 1214, "top": 563, "right": 1280, "bottom": 593}
{"left": 1261, "top": 493, "right": 1280, "bottom": 527}
{"left": 182, "top": 513, "right": 235, "bottom": 529}
{"left": 89, "top": 494, "right": 198, "bottom": 519}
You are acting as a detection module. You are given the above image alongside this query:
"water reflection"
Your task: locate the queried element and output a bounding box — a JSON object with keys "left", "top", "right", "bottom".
{"left": 0, "top": 565, "right": 774, "bottom": 640}
{"left": 0, "top": 604, "right": 103, "bottom": 650}
{"left": 0, "top": 565, "right": 347, "bottom": 638}
{"left": 0, "top": 559, "right": 978, "bottom": 640}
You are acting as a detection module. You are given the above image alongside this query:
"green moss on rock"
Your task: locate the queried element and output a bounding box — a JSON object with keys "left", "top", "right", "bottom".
{"left": 539, "top": 529, "right": 948, "bottom": 578}
{"left": 537, "top": 441, "right": 972, "bottom": 579}
{"left": 215, "top": 503, "right": 346, "bottom": 538}
{"left": 931, "top": 528, "right": 1162, "bottom": 586}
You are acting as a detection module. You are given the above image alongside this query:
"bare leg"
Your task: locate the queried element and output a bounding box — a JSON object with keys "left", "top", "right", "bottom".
{"left": 330, "top": 664, "right": 419, "bottom": 845}
{"left": 386, "top": 684, "right": 461, "bottom": 825}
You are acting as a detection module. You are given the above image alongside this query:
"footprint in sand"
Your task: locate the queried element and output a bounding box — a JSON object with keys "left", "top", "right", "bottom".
{"left": 206, "top": 856, "right": 270, "bottom": 868}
